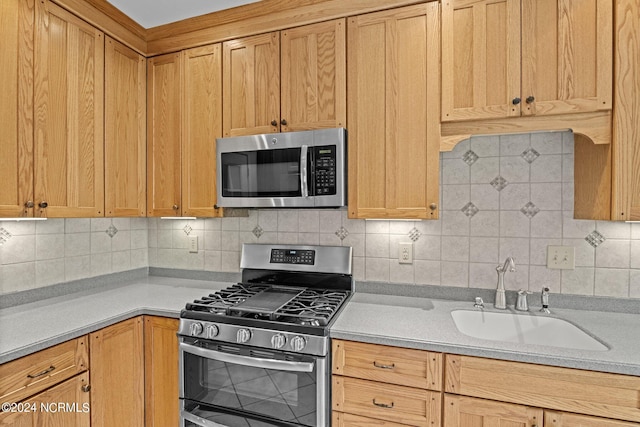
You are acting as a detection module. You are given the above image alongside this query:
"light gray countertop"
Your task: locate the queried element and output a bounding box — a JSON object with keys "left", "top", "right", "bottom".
{"left": 331, "top": 293, "right": 640, "bottom": 376}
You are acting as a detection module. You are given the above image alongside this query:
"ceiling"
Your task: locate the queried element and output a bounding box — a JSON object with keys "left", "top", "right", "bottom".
{"left": 106, "top": 0, "right": 261, "bottom": 29}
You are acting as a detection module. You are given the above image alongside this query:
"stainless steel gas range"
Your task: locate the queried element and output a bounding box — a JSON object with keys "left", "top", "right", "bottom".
{"left": 179, "top": 243, "right": 353, "bottom": 427}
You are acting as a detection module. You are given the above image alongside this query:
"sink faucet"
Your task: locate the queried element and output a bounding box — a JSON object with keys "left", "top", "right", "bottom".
{"left": 495, "top": 257, "right": 516, "bottom": 309}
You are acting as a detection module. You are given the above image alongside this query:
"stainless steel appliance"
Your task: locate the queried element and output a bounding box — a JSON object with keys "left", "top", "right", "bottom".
{"left": 179, "top": 244, "right": 353, "bottom": 427}
{"left": 215, "top": 128, "right": 346, "bottom": 208}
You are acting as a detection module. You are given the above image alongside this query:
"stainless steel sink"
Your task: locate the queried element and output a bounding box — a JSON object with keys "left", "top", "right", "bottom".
{"left": 451, "top": 310, "right": 608, "bottom": 351}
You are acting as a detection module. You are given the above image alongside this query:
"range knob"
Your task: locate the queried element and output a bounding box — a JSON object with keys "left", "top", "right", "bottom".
{"left": 236, "top": 328, "right": 252, "bottom": 343}
{"left": 189, "top": 322, "right": 204, "bottom": 336}
{"left": 271, "top": 334, "right": 287, "bottom": 349}
{"left": 290, "top": 336, "right": 306, "bottom": 352}
{"left": 205, "top": 324, "right": 219, "bottom": 339}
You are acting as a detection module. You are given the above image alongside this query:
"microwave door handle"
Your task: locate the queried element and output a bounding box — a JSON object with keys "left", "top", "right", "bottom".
{"left": 300, "top": 145, "right": 309, "bottom": 198}
{"left": 180, "top": 342, "right": 315, "bottom": 373}
{"left": 182, "top": 410, "right": 230, "bottom": 427}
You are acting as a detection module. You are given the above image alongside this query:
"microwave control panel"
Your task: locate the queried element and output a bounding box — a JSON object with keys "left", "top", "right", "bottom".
{"left": 313, "top": 145, "right": 336, "bottom": 196}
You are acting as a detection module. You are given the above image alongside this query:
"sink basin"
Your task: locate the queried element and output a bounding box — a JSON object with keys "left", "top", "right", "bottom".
{"left": 451, "top": 310, "right": 608, "bottom": 351}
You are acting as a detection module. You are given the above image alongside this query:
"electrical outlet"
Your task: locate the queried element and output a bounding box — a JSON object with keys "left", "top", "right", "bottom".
{"left": 546, "top": 245, "right": 575, "bottom": 269}
{"left": 188, "top": 236, "right": 198, "bottom": 253}
{"left": 398, "top": 242, "right": 413, "bottom": 264}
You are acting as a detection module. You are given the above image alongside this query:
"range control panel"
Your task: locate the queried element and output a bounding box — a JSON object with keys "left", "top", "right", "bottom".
{"left": 270, "top": 249, "right": 315, "bottom": 265}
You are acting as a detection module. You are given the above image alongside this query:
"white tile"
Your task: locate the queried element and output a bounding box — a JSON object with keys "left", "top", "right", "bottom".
{"left": 65, "top": 255, "right": 91, "bottom": 281}
{"left": 562, "top": 211, "right": 595, "bottom": 239}
{"left": 221, "top": 231, "right": 240, "bottom": 251}
{"left": 277, "top": 232, "right": 298, "bottom": 244}
{"left": 318, "top": 233, "right": 340, "bottom": 246}
{"left": 366, "top": 234, "right": 390, "bottom": 258}
{"left": 561, "top": 268, "right": 595, "bottom": 296}
{"left": 365, "top": 220, "right": 389, "bottom": 234}
{"left": 530, "top": 131, "right": 563, "bottom": 154}
{"left": 65, "top": 219, "right": 91, "bottom": 234}
{"left": 414, "top": 219, "right": 442, "bottom": 236}
{"left": 1, "top": 235, "right": 35, "bottom": 264}
{"left": 343, "top": 233, "right": 365, "bottom": 257}
{"left": 499, "top": 133, "right": 531, "bottom": 156}
{"left": 500, "top": 156, "right": 530, "bottom": 183}
{"left": 172, "top": 230, "right": 189, "bottom": 250}
{"left": 469, "top": 237, "right": 499, "bottom": 263}
{"left": 470, "top": 184, "right": 499, "bottom": 211}
{"left": 441, "top": 185, "right": 470, "bottom": 211}
{"left": 298, "top": 232, "right": 320, "bottom": 246}
{"left": 65, "top": 233, "right": 90, "bottom": 258}
{"left": 221, "top": 217, "right": 240, "bottom": 231}
{"left": 112, "top": 217, "right": 132, "bottom": 231}
{"left": 35, "top": 259, "right": 65, "bottom": 288}
{"left": 530, "top": 211, "right": 562, "bottom": 238}
{"left": 441, "top": 158, "right": 470, "bottom": 185}
{"left": 130, "top": 218, "right": 148, "bottom": 230}
{"left": 529, "top": 265, "right": 561, "bottom": 292}
{"left": 499, "top": 238, "right": 530, "bottom": 265}
{"left": 596, "top": 221, "right": 631, "bottom": 239}
{"left": 503, "top": 265, "right": 529, "bottom": 291}
{"left": 36, "top": 233, "right": 65, "bottom": 260}
{"left": 298, "top": 210, "right": 319, "bottom": 233}
{"left": 562, "top": 182, "right": 574, "bottom": 211}
{"left": 470, "top": 157, "right": 499, "bottom": 184}
{"left": 441, "top": 236, "right": 469, "bottom": 262}
{"left": 204, "top": 250, "right": 222, "bottom": 271}
{"left": 529, "top": 238, "right": 562, "bottom": 266}
{"left": 2, "top": 221, "right": 36, "bottom": 235}
{"left": 352, "top": 256, "right": 365, "bottom": 281}
{"left": 204, "top": 231, "right": 221, "bottom": 251}
{"left": 365, "top": 257, "right": 389, "bottom": 282}
{"left": 204, "top": 218, "right": 222, "bottom": 231}
{"left": 531, "top": 155, "right": 563, "bottom": 183}
{"left": 389, "top": 260, "right": 414, "bottom": 283}
{"left": 414, "top": 235, "right": 441, "bottom": 261}
{"left": 239, "top": 231, "right": 259, "bottom": 246}
{"left": 562, "top": 131, "right": 575, "bottom": 154}
{"left": 147, "top": 228, "right": 157, "bottom": 249}
{"left": 1, "top": 262, "right": 36, "bottom": 293}
{"left": 441, "top": 210, "right": 470, "bottom": 236}
{"left": 470, "top": 134, "right": 500, "bottom": 157}
{"left": 595, "top": 239, "right": 630, "bottom": 269}
{"left": 90, "top": 232, "right": 112, "bottom": 254}
{"left": 389, "top": 220, "right": 414, "bottom": 235}
{"left": 343, "top": 216, "right": 365, "bottom": 234}
{"left": 531, "top": 183, "right": 562, "bottom": 210}
{"left": 148, "top": 247, "right": 158, "bottom": 267}
{"left": 157, "top": 230, "right": 172, "bottom": 249}
{"left": 500, "top": 211, "right": 530, "bottom": 238}
{"left": 630, "top": 270, "right": 640, "bottom": 298}
{"left": 499, "top": 183, "right": 530, "bottom": 210}
{"left": 130, "top": 248, "right": 148, "bottom": 269}
{"left": 563, "top": 238, "right": 596, "bottom": 267}
{"left": 631, "top": 241, "right": 640, "bottom": 269}
{"left": 112, "top": 230, "right": 132, "bottom": 252}
{"left": 319, "top": 210, "right": 342, "bottom": 233}
{"left": 470, "top": 211, "right": 499, "bottom": 237}
{"left": 415, "top": 260, "right": 440, "bottom": 285}
{"left": 91, "top": 218, "right": 113, "bottom": 233}
{"left": 36, "top": 219, "right": 65, "bottom": 234}
{"left": 441, "top": 261, "right": 469, "bottom": 287}
{"left": 130, "top": 229, "right": 148, "bottom": 250}
{"left": 91, "top": 252, "right": 113, "bottom": 276}
{"left": 258, "top": 211, "right": 278, "bottom": 231}
{"left": 469, "top": 263, "right": 498, "bottom": 289}
{"left": 595, "top": 268, "right": 630, "bottom": 298}
{"left": 562, "top": 153, "right": 574, "bottom": 183}
{"left": 631, "top": 223, "right": 640, "bottom": 240}
{"left": 278, "top": 210, "right": 299, "bottom": 232}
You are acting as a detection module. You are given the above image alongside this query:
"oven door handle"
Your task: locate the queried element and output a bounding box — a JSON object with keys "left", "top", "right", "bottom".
{"left": 180, "top": 342, "right": 315, "bottom": 373}
{"left": 300, "top": 144, "right": 309, "bottom": 198}
{"left": 182, "top": 409, "right": 229, "bottom": 427}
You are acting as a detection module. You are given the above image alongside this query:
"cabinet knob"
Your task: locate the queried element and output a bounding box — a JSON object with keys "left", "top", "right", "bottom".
{"left": 81, "top": 384, "right": 91, "bottom": 393}
{"left": 526, "top": 96, "right": 535, "bottom": 104}
{"left": 429, "top": 203, "right": 437, "bottom": 211}
{"left": 280, "top": 119, "right": 288, "bottom": 126}
{"left": 172, "top": 204, "right": 179, "bottom": 211}
{"left": 24, "top": 201, "right": 34, "bottom": 208}
{"left": 38, "top": 201, "right": 48, "bottom": 209}
{"left": 270, "top": 120, "right": 278, "bottom": 127}
{"left": 512, "top": 97, "right": 521, "bottom": 105}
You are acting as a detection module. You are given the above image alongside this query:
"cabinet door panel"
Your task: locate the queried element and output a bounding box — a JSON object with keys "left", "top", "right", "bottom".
{"left": 0, "top": 0, "right": 34, "bottom": 217}
{"left": 223, "top": 32, "right": 279, "bottom": 136}
{"left": 281, "top": 19, "right": 346, "bottom": 131}
{"left": 444, "top": 394, "right": 543, "bottom": 427}
{"left": 182, "top": 44, "right": 223, "bottom": 217}
{"left": 521, "top": 0, "right": 612, "bottom": 116}
{"left": 34, "top": 0, "right": 104, "bottom": 217}
{"left": 441, "top": 0, "right": 521, "bottom": 121}
{"left": 105, "top": 36, "right": 146, "bottom": 217}
{"left": 147, "top": 53, "right": 182, "bottom": 217}
{"left": 545, "top": 411, "right": 640, "bottom": 427}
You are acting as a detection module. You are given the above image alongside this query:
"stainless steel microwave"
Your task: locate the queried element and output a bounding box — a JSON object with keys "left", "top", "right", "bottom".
{"left": 216, "top": 128, "right": 346, "bottom": 208}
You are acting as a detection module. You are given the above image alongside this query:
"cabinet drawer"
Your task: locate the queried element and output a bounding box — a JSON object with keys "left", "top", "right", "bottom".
{"left": 0, "top": 336, "right": 88, "bottom": 404}
{"left": 332, "top": 339, "right": 442, "bottom": 391}
{"left": 333, "top": 411, "right": 415, "bottom": 426}
{"left": 545, "top": 410, "right": 640, "bottom": 427}
{"left": 332, "top": 376, "right": 441, "bottom": 427}
{"left": 445, "top": 354, "right": 640, "bottom": 423}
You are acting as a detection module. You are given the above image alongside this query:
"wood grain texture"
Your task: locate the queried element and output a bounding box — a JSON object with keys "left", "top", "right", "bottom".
{"left": 222, "top": 32, "right": 280, "bottom": 137}
{"left": 0, "top": 0, "right": 34, "bottom": 217}
{"left": 147, "top": 53, "right": 182, "bottom": 217}
{"left": 34, "top": 0, "right": 105, "bottom": 218}
{"left": 612, "top": 0, "right": 640, "bottom": 221}
{"left": 182, "top": 44, "right": 223, "bottom": 217}
{"left": 332, "top": 411, "right": 415, "bottom": 426}
{"left": 444, "top": 394, "right": 543, "bottom": 427}
{"left": 105, "top": 37, "right": 146, "bottom": 217}
{"left": 574, "top": 133, "right": 611, "bottom": 220}
{"left": 90, "top": 317, "right": 144, "bottom": 427}
{"left": 280, "top": 19, "right": 346, "bottom": 131}
{"left": 347, "top": 3, "right": 440, "bottom": 219}
{"left": 0, "top": 336, "right": 88, "bottom": 405}
{"left": 545, "top": 411, "right": 640, "bottom": 427}
{"left": 445, "top": 354, "right": 640, "bottom": 423}
{"left": 332, "top": 340, "right": 442, "bottom": 391}
{"left": 144, "top": 316, "right": 180, "bottom": 427}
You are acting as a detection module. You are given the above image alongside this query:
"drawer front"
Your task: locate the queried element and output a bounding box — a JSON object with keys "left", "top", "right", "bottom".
{"left": 445, "top": 354, "right": 640, "bottom": 423}
{"left": 332, "top": 339, "right": 442, "bottom": 391}
{"left": 333, "top": 411, "right": 415, "bottom": 427}
{"left": 545, "top": 410, "right": 640, "bottom": 427}
{"left": 0, "top": 336, "right": 89, "bottom": 404}
{"left": 332, "top": 376, "right": 441, "bottom": 427}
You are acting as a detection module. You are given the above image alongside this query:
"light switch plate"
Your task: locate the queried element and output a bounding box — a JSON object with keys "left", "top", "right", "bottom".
{"left": 398, "top": 242, "right": 413, "bottom": 264}
{"left": 547, "top": 245, "right": 575, "bottom": 269}
{"left": 188, "top": 236, "right": 198, "bottom": 253}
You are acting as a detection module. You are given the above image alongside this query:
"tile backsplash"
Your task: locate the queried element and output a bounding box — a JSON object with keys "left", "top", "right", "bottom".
{"left": 1, "top": 131, "right": 639, "bottom": 299}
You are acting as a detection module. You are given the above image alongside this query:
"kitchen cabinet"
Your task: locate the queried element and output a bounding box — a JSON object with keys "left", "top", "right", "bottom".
{"left": 34, "top": 0, "right": 104, "bottom": 217}
{"left": 222, "top": 19, "right": 346, "bottom": 136}
{"left": 89, "top": 317, "right": 144, "bottom": 427}
{"left": 104, "top": 36, "right": 146, "bottom": 217}
{"left": 444, "top": 394, "right": 542, "bottom": 427}
{"left": 144, "top": 316, "right": 180, "bottom": 427}
{"left": 545, "top": 411, "right": 640, "bottom": 427}
{"left": 332, "top": 339, "right": 442, "bottom": 427}
{"left": 347, "top": 3, "right": 440, "bottom": 219}
{"left": 147, "top": 45, "right": 224, "bottom": 217}
{"left": 0, "top": 0, "right": 34, "bottom": 218}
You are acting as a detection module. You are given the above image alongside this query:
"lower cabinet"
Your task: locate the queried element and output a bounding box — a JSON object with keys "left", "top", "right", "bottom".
{"left": 444, "top": 394, "right": 542, "bottom": 427}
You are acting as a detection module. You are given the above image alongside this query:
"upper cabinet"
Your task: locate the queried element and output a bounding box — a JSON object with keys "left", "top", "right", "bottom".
{"left": 34, "top": 0, "right": 105, "bottom": 217}
{"left": 442, "top": 0, "right": 612, "bottom": 122}
{"left": 105, "top": 36, "right": 146, "bottom": 217}
{"left": 347, "top": 3, "right": 440, "bottom": 219}
{"left": 222, "top": 19, "right": 346, "bottom": 137}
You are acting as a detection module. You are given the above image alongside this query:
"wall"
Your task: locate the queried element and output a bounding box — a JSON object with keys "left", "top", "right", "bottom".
{"left": 1, "top": 131, "right": 639, "bottom": 298}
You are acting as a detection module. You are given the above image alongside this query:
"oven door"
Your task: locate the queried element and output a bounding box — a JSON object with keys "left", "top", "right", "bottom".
{"left": 180, "top": 337, "right": 328, "bottom": 427}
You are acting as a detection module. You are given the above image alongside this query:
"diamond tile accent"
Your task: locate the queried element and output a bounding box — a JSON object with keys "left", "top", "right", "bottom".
{"left": 490, "top": 176, "right": 508, "bottom": 192}
{"left": 105, "top": 224, "right": 118, "bottom": 238}
{"left": 461, "top": 202, "right": 480, "bottom": 218}
{"left": 408, "top": 227, "right": 421, "bottom": 242}
{"left": 521, "top": 148, "right": 540, "bottom": 164}
{"left": 520, "top": 202, "right": 540, "bottom": 218}
{"left": 335, "top": 226, "right": 349, "bottom": 241}
{"left": 0, "top": 227, "right": 12, "bottom": 246}
{"left": 585, "top": 230, "right": 606, "bottom": 248}
{"left": 183, "top": 224, "right": 192, "bottom": 235}
{"left": 462, "top": 150, "right": 479, "bottom": 166}
{"left": 252, "top": 225, "right": 264, "bottom": 239}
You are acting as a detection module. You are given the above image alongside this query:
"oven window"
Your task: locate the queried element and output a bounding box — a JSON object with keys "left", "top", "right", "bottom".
{"left": 182, "top": 342, "right": 320, "bottom": 427}
{"left": 221, "top": 149, "right": 302, "bottom": 197}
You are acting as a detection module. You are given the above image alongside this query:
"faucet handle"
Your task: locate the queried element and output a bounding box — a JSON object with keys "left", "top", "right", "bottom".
{"left": 515, "top": 289, "right": 532, "bottom": 311}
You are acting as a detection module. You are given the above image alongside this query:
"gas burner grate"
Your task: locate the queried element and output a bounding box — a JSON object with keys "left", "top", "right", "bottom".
{"left": 274, "top": 289, "right": 349, "bottom": 326}
{"left": 185, "top": 283, "right": 270, "bottom": 314}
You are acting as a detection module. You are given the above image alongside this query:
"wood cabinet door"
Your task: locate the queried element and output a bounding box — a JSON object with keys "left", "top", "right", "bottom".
{"left": 90, "top": 318, "right": 144, "bottom": 427}
{"left": 545, "top": 411, "right": 640, "bottom": 427}
{"left": 182, "top": 44, "right": 223, "bottom": 217}
{"left": 222, "top": 32, "right": 280, "bottom": 136}
{"left": 104, "top": 36, "right": 146, "bottom": 217}
{"left": 521, "top": 0, "right": 612, "bottom": 116}
{"left": 347, "top": 3, "right": 440, "bottom": 219}
{"left": 444, "top": 394, "right": 543, "bottom": 427}
{"left": 280, "top": 19, "right": 346, "bottom": 132}
{"left": 144, "top": 316, "right": 180, "bottom": 427}
{"left": 147, "top": 53, "right": 182, "bottom": 217}
{"left": 441, "top": 0, "right": 521, "bottom": 122}
{"left": 0, "top": 0, "right": 34, "bottom": 218}
{"left": 34, "top": 0, "right": 104, "bottom": 218}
